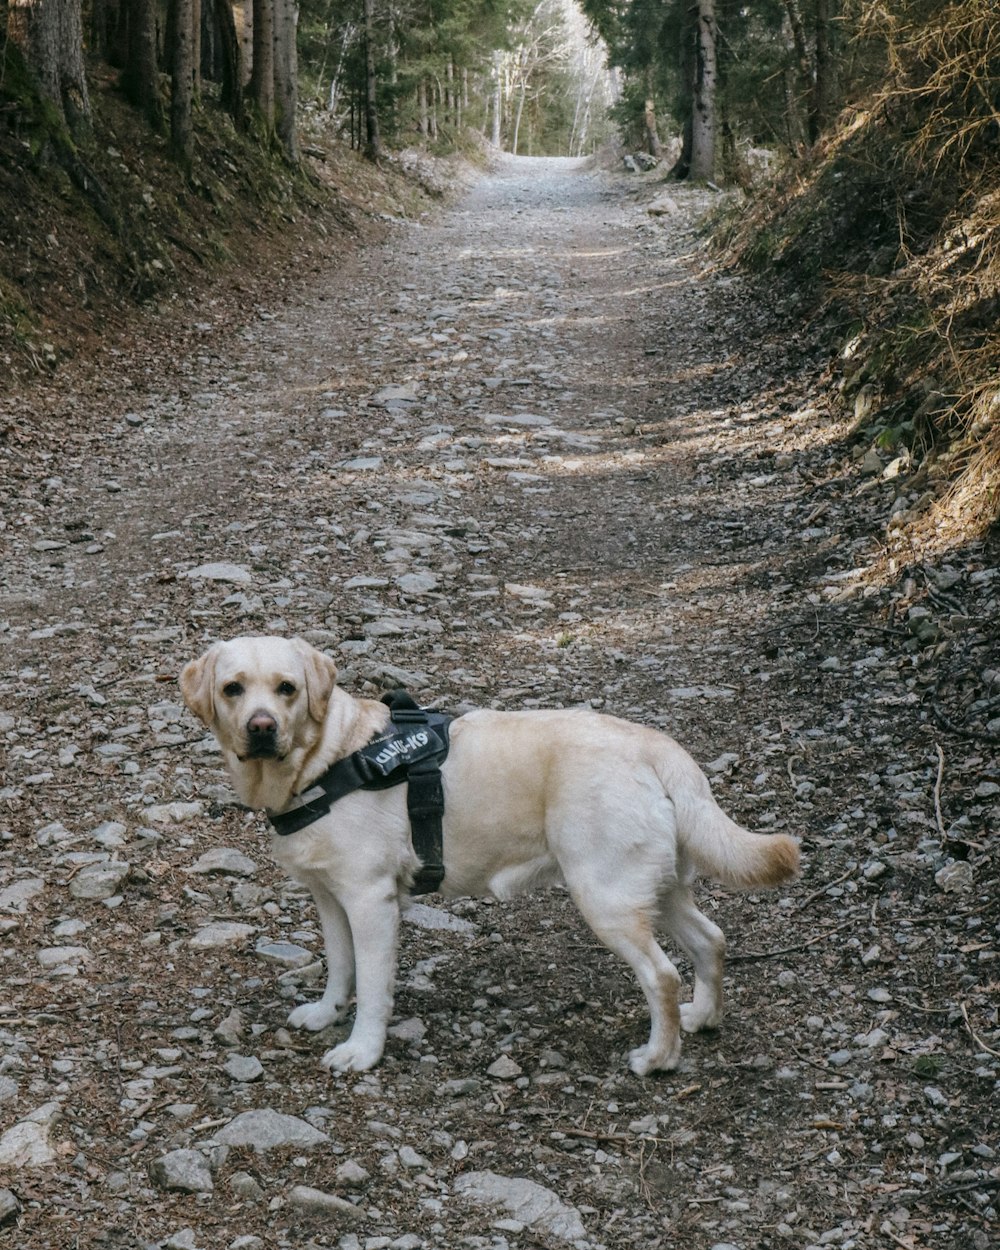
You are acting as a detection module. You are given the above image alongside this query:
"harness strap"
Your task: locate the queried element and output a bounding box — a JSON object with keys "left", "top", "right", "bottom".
{"left": 267, "top": 689, "right": 451, "bottom": 895}
{"left": 382, "top": 690, "right": 447, "bottom": 894}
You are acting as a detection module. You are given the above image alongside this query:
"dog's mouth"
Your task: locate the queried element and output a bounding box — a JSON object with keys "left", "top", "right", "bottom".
{"left": 239, "top": 742, "right": 284, "bottom": 762}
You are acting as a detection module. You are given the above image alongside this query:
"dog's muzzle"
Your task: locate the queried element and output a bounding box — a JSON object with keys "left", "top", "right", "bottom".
{"left": 243, "top": 710, "right": 281, "bottom": 759}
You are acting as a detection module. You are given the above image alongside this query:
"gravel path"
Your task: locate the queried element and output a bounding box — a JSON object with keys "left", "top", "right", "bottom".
{"left": 1, "top": 154, "right": 996, "bottom": 1250}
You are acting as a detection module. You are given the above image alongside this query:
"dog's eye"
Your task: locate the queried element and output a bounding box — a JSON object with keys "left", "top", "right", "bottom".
{"left": 222, "top": 682, "right": 244, "bottom": 698}
{"left": 276, "top": 681, "right": 297, "bottom": 697}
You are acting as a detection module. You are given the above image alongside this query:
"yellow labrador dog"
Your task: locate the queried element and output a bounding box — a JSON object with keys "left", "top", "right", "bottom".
{"left": 181, "top": 636, "right": 799, "bottom": 1076}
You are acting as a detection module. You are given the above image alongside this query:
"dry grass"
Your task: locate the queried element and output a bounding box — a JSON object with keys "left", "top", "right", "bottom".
{"left": 718, "top": 0, "right": 1000, "bottom": 550}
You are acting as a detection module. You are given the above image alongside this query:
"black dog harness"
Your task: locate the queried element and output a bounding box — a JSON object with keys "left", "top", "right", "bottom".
{"left": 267, "top": 691, "right": 453, "bottom": 895}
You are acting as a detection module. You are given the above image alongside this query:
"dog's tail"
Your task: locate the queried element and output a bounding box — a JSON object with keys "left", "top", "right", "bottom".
{"left": 662, "top": 753, "right": 800, "bottom": 890}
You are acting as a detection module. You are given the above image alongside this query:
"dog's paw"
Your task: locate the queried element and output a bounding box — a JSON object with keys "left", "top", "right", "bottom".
{"left": 287, "top": 1000, "right": 347, "bottom": 1032}
{"left": 321, "top": 1036, "right": 383, "bottom": 1073}
{"left": 628, "top": 1039, "right": 681, "bottom": 1076}
{"left": 680, "top": 1002, "right": 720, "bottom": 1034}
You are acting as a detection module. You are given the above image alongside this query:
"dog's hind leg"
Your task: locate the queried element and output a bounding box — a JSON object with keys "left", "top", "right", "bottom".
{"left": 288, "top": 883, "right": 355, "bottom": 1031}
{"left": 659, "top": 887, "right": 726, "bottom": 1033}
{"left": 567, "top": 882, "right": 683, "bottom": 1075}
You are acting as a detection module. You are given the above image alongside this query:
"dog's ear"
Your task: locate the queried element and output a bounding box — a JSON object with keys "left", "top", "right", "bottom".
{"left": 293, "top": 639, "right": 338, "bottom": 724}
{"left": 180, "top": 645, "right": 219, "bottom": 726}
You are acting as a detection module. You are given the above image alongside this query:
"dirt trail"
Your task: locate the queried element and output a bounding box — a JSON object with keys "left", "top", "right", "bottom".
{"left": 0, "top": 155, "right": 996, "bottom": 1250}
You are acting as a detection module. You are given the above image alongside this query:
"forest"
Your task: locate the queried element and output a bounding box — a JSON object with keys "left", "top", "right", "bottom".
{"left": 2, "top": 1, "right": 998, "bottom": 542}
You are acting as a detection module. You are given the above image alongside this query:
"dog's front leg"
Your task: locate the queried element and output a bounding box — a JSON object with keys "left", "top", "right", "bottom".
{"left": 321, "top": 881, "right": 399, "bottom": 1074}
{"left": 287, "top": 885, "right": 355, "bottom": 1032}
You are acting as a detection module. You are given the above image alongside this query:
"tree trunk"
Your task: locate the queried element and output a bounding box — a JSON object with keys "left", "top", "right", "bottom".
{"left": 91, "top": 0, "right": 108, "bottom": 57}
{"left": 192, "top": 0, "right": 202, "bottom": 99}
{"left": 233, "top": 1, "right": 253, "bottom": 85}
{"left": 9, "top": 0, "right": 92, "bottom": 133}
{"left": 666, "top": 2, "right": 694, "bottom": 179}
{"left": 643, "top": 97, "right": 661, "bottom": 157}
{"left": 512, "top": 81, "right": 526, "bottom": 155}
{"left": 813, "top": 0, "right": 837, "bottom": 139}
{"left": 782, "top": 0, "right": 813, "bottom": 144}
{"left": 121, "top": 0, "right": 162, "bottom": 128}
{"left": 273, "top": 0, "right": 298, "bottom": 162}
{"left": 170, "top": 0, "right": 195, "bottom": 163}
{"left": 362, "top": 0, "right": 381, "bottom": 160}
{"left": 248, "top": 0, "right": 274, "bottom": 132}
{"left": 490, "top": 50, "right": 501, "bottom": 146}
{"left": 214, "top": 0, "right": 244, "bottom": 126}
{"left": 418, "top": 77, "right": 429, "bottom": 138}
{"left": 689, "top": 0, "right": 716, "bottom": 182}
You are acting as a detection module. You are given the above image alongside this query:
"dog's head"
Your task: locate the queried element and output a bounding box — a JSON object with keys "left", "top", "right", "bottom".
{"left": 180, "top": 636, "right": 338, "bottom": 763}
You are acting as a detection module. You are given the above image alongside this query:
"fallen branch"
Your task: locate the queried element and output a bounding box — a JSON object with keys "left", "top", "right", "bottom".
{"left": 960, "top": 1000, "right": 1000, "bottom": 1058}
{"left": 794, "top": 866, "right": 855, "bottom": 912}
{"left": 728, "top": 917, "right": 855, "bottom": 962}
{"left": 933, "top": 742, "right": 947, "bottom": 840}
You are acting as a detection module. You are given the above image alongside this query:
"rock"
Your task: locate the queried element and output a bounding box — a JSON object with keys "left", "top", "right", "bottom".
{"left": 648, "top": 194, "right": 681, "bottom": 217}
{"left": 396, "top": 571, "right": 439, "bottom": 595}
{"left": 223, "top": 1054, "right": 264, "bottom": 1082}
{"left": 436, "top": 1078, "right": 483, "bottom": 1098}
{"left": 403, "top": 902, "right": 476, "bottom": 934}
{"left": 184, "top": 562, "right": 253, "bottom": 584}
{"left": 387, "top": 1017, "right": 426, "bottom": 1043}
{"left": 0, "top": 878, "right": 45, "bottom": 911}
{"left": 215, "top": 1008, "right": 246, "bottom": 1046}
{"left": 483, "top": 411, "right": 551, "bottom": 427}
{"left": 336, "top": 1160, "right": 370, "bottom": 1188}
{"left": 36, "top": 945, "right": 91, "bottom": 969}
{"left": 0, "top": 1102, "right": 61, "bottom": 1167}
{"left": 254, "top": 940, "right": 314, "bottom": 967}
{"left": 372, "top": 382, "right": 420, "bottom": 407}
{"left": 935, "top": 860, "right": 973, "bottom": 893}
{"left": 0, "top": 1189, "right": 20, "bottom": 1226}
{"left": 230, "top": 1171, "right": 265, "bottom": 1201}
{"left": 189, "top": 922, "right": 256, "bottom": 950}
{"left": 505, "top": 582, "right": 549, "bottom": 602}
{"left": 91, "top": 820, "right": 127, "bottom": 848}
{"left": 162, "top": 1230, "right": 201, "bottom": 1250}
{"left": 398, "top": 1145, "right": 428, "bottom": 1170}
{"left": 287, "top": 1185, "right": 363, "bottom": 1219}
{"left": 188, "top": 848, "right": 258, "bottom": 877}
{"left": 213, "top": 1109, "right": 329, "bottom": 1151}
{"left": 486, "top": 1054, "right": 523, "bottom": 1079}
{"left": 68, "top": 860, "right": 130, "bottom": 900}
{"left": 144, "top": 801, "right": 204, "bottom": 824}
{"left": 453, "top": 1170, "right": 587, "bottom": 1241}
{"left": 150, "top": 1148, "right": 214, "bottom": 1193}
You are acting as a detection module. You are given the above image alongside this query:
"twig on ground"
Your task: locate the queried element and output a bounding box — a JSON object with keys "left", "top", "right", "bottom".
{"left": 933, "top": 743, "right": 947, "bottom": 840}
{"left": 728, "top": 917, "right": 854, "bottom": 962}
{"left": 794, "top": 866, "right": 855, "bottom": 912}
{"left": 884, "top": 1230, "right": 926, "bottom": 1250}
{"left": 562, "top": 1126, "right": 633, "bottom": 1145}
{"left": 134, "top": 735, "right": 206, "bottom": 757}
{"left": 960, "top": 1001, "right": 1000, "bottom": 1057}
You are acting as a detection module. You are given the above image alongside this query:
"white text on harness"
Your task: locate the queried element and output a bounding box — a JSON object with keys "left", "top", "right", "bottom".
{"left": 373, "top": 730, "right": 430, "bottom": 768}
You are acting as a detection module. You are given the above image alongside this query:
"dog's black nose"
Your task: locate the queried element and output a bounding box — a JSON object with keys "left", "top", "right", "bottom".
{"left": 245, "top": 711, "right": 279, "bottom": 759}
{"left": 248, "top": 711, "right": 278, "bottom": 737}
